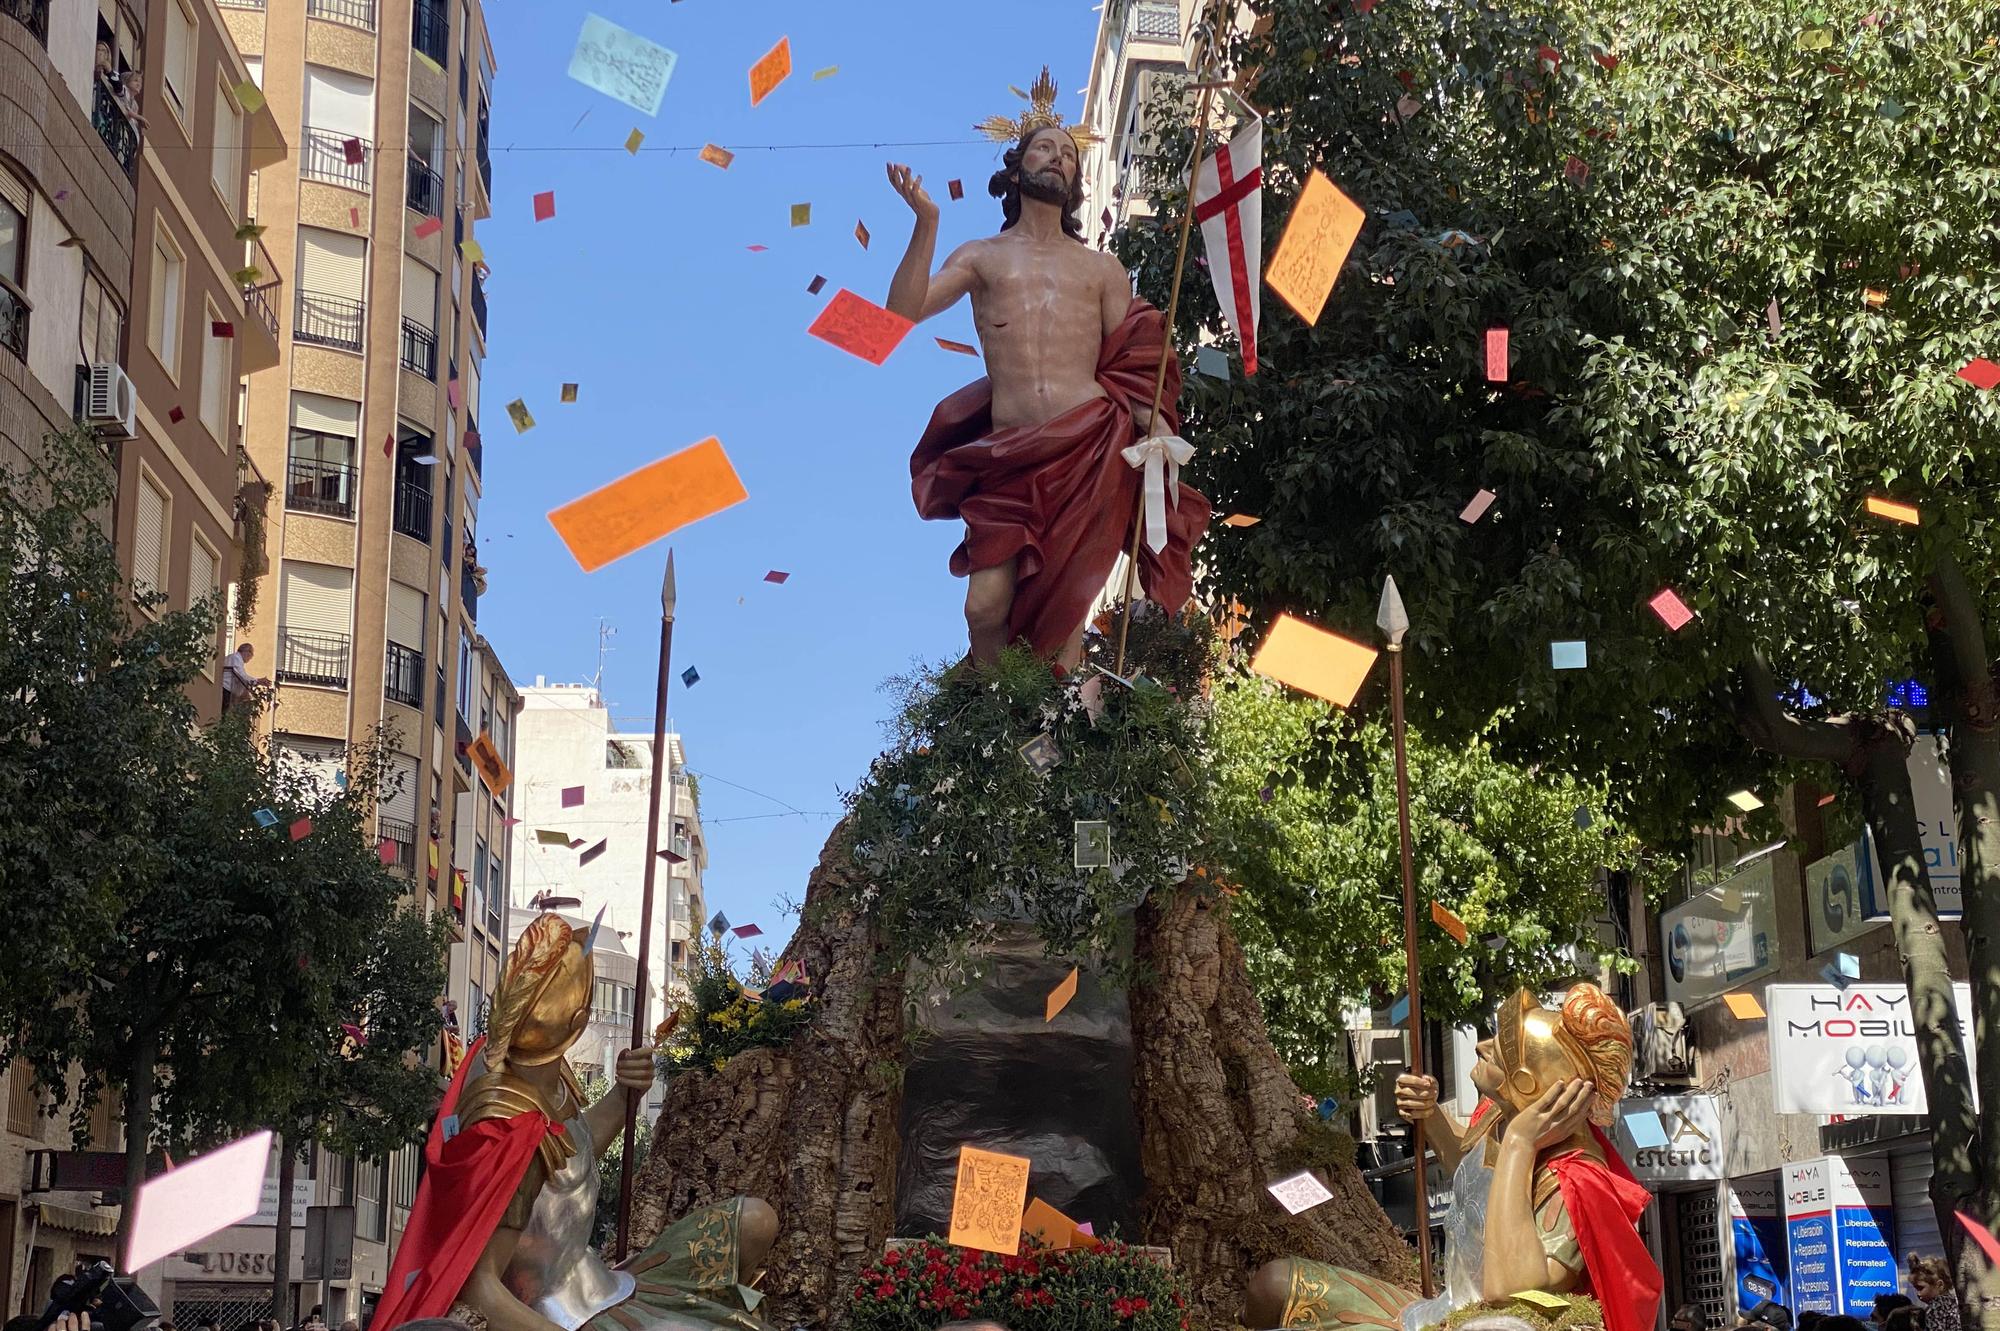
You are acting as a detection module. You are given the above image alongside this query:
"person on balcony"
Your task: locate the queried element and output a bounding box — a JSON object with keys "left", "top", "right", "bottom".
{"left": 222, "top": 642, "right": 269, "bottom": 712}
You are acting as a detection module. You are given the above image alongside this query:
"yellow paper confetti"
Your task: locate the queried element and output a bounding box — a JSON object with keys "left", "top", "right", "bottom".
{"left": 1865, "top": 496, "right": 1920, "bottom": 525}
{"left": 791, "top": 203, "right": 811, "bottom": 227}
{"left": 625, "top": 128, "right": 645, "bottom": 154}
{"left": 813, "top": 65, "right": 839, "bottom": 80}
{"left": 461, "top": 237, "right": 485, "bottom": 266}
{"left": 232, "top": 80, "right": 265, "bottom": 114}
{"left": 506, "top": 399, "right": 535, "bottom": 434}
{"left": 1725, "top": 790, "right": 1764, "bottom": 813}
{"left": 1723, "top": 992, "right": 1766, "bottom": 1021}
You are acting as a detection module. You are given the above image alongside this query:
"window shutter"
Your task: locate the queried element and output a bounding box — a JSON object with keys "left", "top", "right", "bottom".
{"left": 290, "top": 390, "right": 360, "bottom": 437}
{"left": 134, "top": 475, "right": 168, "bottom": 593}
{"left": 303, "top": 64, "right": 376, "bottom": 140}
{"left": 212, "top": 90, "right": 243, "bottom": 207}
{"left": 280, "top": 560, "right": 353, "bottom": 636}
{"left": 297, "top": 228, "right": 367, "bottom": 303}
{"left": 466, "top": 356, "right": 482, "bottom": 419}
{"left": 387, "top": 582, "right": 426, "bottom": 651}
{"left": 381, "top": 753, "right": 420, "bottom": 825}
{"left": 189, "top": 538, "right": 218, "bottom": 610}
{"left": 0, "top": 163, "right": 28, "bottom": 218}
{"left": 164, "top": 5, "right": 192, "bottom": 110}
{"left": 400, "top": 257, "right": 437, "bottom": 331}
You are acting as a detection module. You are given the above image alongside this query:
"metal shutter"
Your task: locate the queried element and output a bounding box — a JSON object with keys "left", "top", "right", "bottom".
{"left": 381, "top": 753, "right": 419, "bottom": 825}
{"left": 297, "top": 228, "right": 367, "bottom": 303}
{"left": 133, "top": 474, "right": 168, "bottom": 592}
{"left": 189, "top": 538, "right": 218, "bottom": 610}
{"left": 1891, "top": 1145, "right": 1942, "bottom": 1270}
{"left": 303, "top": 64, "right": 375, "bottom": 139}
{"left": 400, "top": 257, "right": 437, "bottom": 331}
{"left": 278, "top": 734, "right": 346, "bottom": 797}
{"left": 1673, "top": 1189, "right": 1729, "bottom": 1331}
{"left": 0, "top": 163, "right": 27, "bottom": 217}
{"left": 387, "top": 583, "right": 426, "bottom": 651}
{"left": 291, "top": 391, "right": 360, "bottom": 437}
{"left": 280, "top": 561, "right": 353, "bottom": 636}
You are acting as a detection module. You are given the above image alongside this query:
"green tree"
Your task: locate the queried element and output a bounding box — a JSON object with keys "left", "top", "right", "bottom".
{"left": 1210, "top": 673, "right": 1638, "bottom": 1096}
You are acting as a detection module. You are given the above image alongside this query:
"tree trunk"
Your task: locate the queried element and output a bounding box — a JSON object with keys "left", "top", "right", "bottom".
{"left": 1924, "top": 556, "right": 2000, "bottom": 1330}
{"left": 273, "top": 1136, "right": 296, "bottom": 1329}
{"left": 115, "top": 1028, "right": 158, "bottom": 1268}
{"left": 628, "top": 826, "right": 1410, "bottom": 1330}
{"left": 1738, "top": 654, "right": 1983, "bottom": 1313}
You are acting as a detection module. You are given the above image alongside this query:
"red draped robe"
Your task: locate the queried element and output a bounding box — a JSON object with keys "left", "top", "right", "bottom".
{"left": 910, "top": 297, "right": 1210, "bottom": 659}
{"left": 372, "top": 1037, "right": 564, "bottom": 1330}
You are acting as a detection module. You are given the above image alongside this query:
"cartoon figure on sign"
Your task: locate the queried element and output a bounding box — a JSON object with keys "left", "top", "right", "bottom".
{"left": 1836, "top": 1047, "right": 1874, "bottom": 1105}
{"left": 1883, "top": 1047, "right": 1913, "bottom": 1103}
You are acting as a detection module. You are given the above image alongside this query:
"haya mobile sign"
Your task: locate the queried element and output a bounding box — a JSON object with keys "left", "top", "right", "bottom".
{"left": 1767, "top": 982, "right": 1976, "bottom": 1115}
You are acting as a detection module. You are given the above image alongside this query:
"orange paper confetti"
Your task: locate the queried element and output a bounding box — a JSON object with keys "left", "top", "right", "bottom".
{"left": 1865, "top": 496, "right": 1920, "bottom": 525}
{"left": 1485, "top": 327, "right": 1509, "bottom": 382}
{"left": 936, "top": 337, "right": 978, "bottom": 356}
{"left": 749, "top": 37, "right": 792, "bottom": 106}
{"left": 1022, "top": 1198, "right": 1088, "bottom": 1251}
{"left": 699, "top": 143, "right": 734, "bottom": 169}
{"left": 807, "top": 289, "right": 915, "bottom": 366}
{"left": 1265, "top": 169, "right": 1366, "bottom": 327}
{"left": 855, "top": 219, "right": 871, "bottom": 250}
{"left": 1223, "top": 513, "right": 1261, "bottom": 528}
{"left": 1046, "top": 967, "right": 1079, "bottom": 1022}
{"left": 467, "top": 733, "right": 513, "bottom": 794}
{"left": 1250, "top": 613, "right": 1380, "bottom": 709}
{"left": 948, "top": 1146, "right": 1031, "bottom": 1255}
{"left": 1431, "top": 900, "right": 1469, "bottom": 945}
{"left": 1723, "top": 992, "right": 1766, "bottom": 1021}
{"left": 547, "top": 438, "right": 748, "bottom": 574}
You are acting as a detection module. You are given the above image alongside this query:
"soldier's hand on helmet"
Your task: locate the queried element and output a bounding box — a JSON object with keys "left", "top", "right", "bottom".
{"left": 1394, "top": 1074, "right": 1441, "bottom": 1123}
{"left": 615, "top": 1046, "right": 657, "bottom": 1093}
{"left": 1510, "top": 1078, "right": 1596, "bottom": 1151}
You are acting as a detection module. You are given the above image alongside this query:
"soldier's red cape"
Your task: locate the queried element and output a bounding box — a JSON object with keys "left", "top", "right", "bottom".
{"left": 1465, "top": 1101, "right": 1662, "bottom": 1331}
{"left": 371, "top": 1036, "right": 562, "bottom": 1330}
{"left": 910, "top": 297, "right": 1210, "bottom": 658}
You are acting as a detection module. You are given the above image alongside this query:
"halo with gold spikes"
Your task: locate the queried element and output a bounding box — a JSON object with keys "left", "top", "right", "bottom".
{"left": 974, "top": 66, "right": 1102, "bottom": 150}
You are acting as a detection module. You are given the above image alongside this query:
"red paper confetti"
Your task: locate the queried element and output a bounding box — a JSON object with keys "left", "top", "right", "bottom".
{"left": 211, "top": 320, "right": 234, "bottom": 338}
{"left": 807, "top": 289, "right": 915, "bottom": 366}
{"left": 764, "top": 570, "right": 789, "bottom": 584}
{"left": 1958, "top": 358, "right": 2000, "bottom": 390}
{"left": 377, "top": 838, "right": 396, "bottom": 865}
{"left": 948, "top": 179, "right": 965, "bottom": 201}
{"left": 382, "top": 433, "right": 394, "bottom": 459}
{"left": 561, "top": 785, "right": 585, "bottom": 808}
{"left": 578, "top": 839, "right": 607, "bottom": 866}
{"left": 936, "top": 337, "right": 978, "bottom": 356}
{"left": 168, "top": 406, "right": 185, "bottom": 424}
{"left": 1595, "top": 51, "right": 1621, "bottom": 70}
{"left": 807, "top": 274, "right": 827, "bottom": 295}
{"left": 732, "top": 924, "right": 764, "bottom": 939}
{"left": 1484, "top": 328, "right": 1509, "bottom": 382}
{"left": 1564, "top": 155, "right": 1590, "bottom": 185}
{"left": 1648, "top": 588, "right": 1695, "bottom": 631}
{"left": 533, "top": 191, "right": 555, "bottom": 222}
{"left": 1538, "top": 44, "right": 1563, "bottom": 70}
{"left": 747, "top": 244, "right": 768, "bottom": 253}
{"left": 1957, "top": 1211, "right": 2000, "bottom": 1267}
{"left": 1459, "top": 489, "right": 1497, "bottom": 523}
{"left": 289, "top": 817, "right": 313, "bottom": 842}
{"left": 341, "top": 137, "right": 364, "bottom": 165}
{"left": 349, "top": 206, "right": 360, "bottom": 228}
{"left": 414, "top": 216, "right": 442, "bottom": 239}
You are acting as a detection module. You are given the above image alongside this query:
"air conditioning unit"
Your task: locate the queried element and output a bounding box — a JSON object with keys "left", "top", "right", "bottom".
{"left": 1629, "top": 1001, "right": 1695, "bottom": 1084}
{"left": 84, "top": 363, "right": 138, "bottom": 440}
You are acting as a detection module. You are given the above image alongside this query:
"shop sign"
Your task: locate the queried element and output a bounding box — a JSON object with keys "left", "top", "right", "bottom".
{"left": 1783, "top": 1155, "right": 1896, "bottom": 1315}
{"left": 1730, "top": 1175, "right": 1788, "bottom": 1312}
{"left": 1862, "top": 737, "right": 1961, "bottom": 920}
{"left": 1612, "top": 1094, "right": 1721, "bottom": 1182}
{"left": 1768, "top": 983, "right": 1975, "bottom": 1115}
{"left": 1662, "top": 857, "right": 1780, "bottom": 1007}
{"left": 1806, "top": 837, "right": 1881, "bottom": 954}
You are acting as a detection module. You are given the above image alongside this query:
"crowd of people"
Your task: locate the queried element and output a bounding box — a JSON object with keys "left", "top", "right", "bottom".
{"left": 1669, "top": 1254, "right": 1961, "bottom": 1331}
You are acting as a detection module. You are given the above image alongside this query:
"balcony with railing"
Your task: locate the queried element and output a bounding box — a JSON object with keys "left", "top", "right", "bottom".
{"left": 236, "top": 232, "right": 282, "bottom": 362}
{"left": 399, "top": 318, "right": 437, "bottom": 379}
{"left": 0, "top": 281, "right": 26, "bottom": 364}
{"left": 302, "top": 127, "right": 372, "bottom": 190}
{"left": 459, "top": 562, "right": 478, "bottom": 624}
{"left": 463, "top": 415, "right": 481, "bottom": 478}
{"left": 405, "top": 152, "right": 443, "bottom": 218}
{"left": 284, "top": 456, "right": 355, "bottom": 519}
{"left": 306, "top": 0, "right": 374, "bottom": 30}
{"left": 1130, "top": 0, "right": 1181, "bottom": 41}
{"left": 393, "top": 472, "right": 433, "bottom": 542}
{"left": 91, "top": 83, "right": 139, "bottom": 179}
{"left": 470, "top": 270, "right": 488, "bottom": 341}
{"left": 277, "top": 629, "right": 352, "bottom": 690}
{"left": 295, "top": 290, "right": 364, "bottom": 352}
{"left": 475, "top": 103, "right": 491, "bottom": 198}
{"left": 385, "top": 641, "right": 424, "bottom": 709}
{"left": 378, "top": 816, "right": 417, "bottom": 875}
{"left": 411, "top": 0, "right": 447, "bottom": 66}
{"left": 2, "top": 0, "right": 49, "bottom": 46}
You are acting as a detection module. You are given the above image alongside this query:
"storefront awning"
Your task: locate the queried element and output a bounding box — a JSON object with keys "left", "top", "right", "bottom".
{"left": 36, "top": 1202, "right": 119, "bottom": 1236}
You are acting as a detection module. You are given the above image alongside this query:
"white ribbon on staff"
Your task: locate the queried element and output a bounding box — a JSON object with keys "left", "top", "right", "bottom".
{"left": 1121, "top": 433, "right": 1196, "bottom": 554}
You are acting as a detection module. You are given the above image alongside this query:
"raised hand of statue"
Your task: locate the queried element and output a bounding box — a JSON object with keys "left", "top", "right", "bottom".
{"left": 1507, "top": 1077, "right": 1596, "bottom": 1151}
{"left": 1393, "top": 1073, "right": 1440, "bottom": 1123}
{"left": 615, "top": 1046, "right": 656, "bottom": 1094}
{"left": 887, "top": 162, "right": 939, "bottom": 224}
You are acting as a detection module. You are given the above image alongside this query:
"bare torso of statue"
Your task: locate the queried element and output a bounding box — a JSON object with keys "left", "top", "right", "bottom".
{"left": 887, "top": 125, "right": 1164, "bottom": 666}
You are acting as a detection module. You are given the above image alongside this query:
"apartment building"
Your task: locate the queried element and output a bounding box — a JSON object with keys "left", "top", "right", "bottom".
{"left": 1078, "top": 0, "right": 1197, "bottom": 241}
{"left": 511, "top": 682, "right": 710, "bottom": 1030}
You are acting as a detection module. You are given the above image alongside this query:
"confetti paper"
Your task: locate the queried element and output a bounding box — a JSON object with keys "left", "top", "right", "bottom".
{"left": 1390, "top": 994, "right": 1410, "bottom": 1025}
{"left": 1821, "top": 962, "right": 1853, "bottom": 990}
{"left": 253, "top": 808, "right": 279, "bottom": 829}
{"left": 936, "top": 337, "right": 978, "bottom": 356}
{"left": 414, "top": 216, "right": 443, "bottom": 239}
{"left": 568, "top": 14, "right": 678, "bottom": 117}
{"left": 1251, "top": 613, "right": 1380, "bottom": 708}
{"left": 1513, "top": 1291, "right": 1574, "bottom": 1312}
{"left": 1649, "top": 588, "right": 1694, "bottom": 631}
{"left": 548, "top": 437, "right": 749, "bottom": 574}
{"left": 1837, "top": 951, "right": 1860, "bottom": 978}
{"left": 212, "top": 320, "right": 234, "bottom": 338}
{"left": 1723, "top": 992, "right": 1766, "bottom": 1020}
{"left": 625, "top": 128, "right": 645, "bottom": 154}
{"left": 377, "top": 838, "right": 397, "bottom": 865}
{"left": 749, "top": 37, "right": 792, "bottom": 107}
{"left": 1223, "top": 513, "right": 1262, "bottom": 528}
{"left": 807, "top": 289, "right": 915, "bottom": 366}
{"left": 1046, "top": 967, "right": 1079, "bottom": 1022}
{"left": 1550, "top": 640, "right": 1589, "bottom": 670}
{"left": 348, "top": 206, "right": 361, "bottom": 228}
{"left": 561, "top": 383, "right": 578, "bottom": 403}
{"left": 1459, "top": 488, "right": 1497, "bottom": 523}
{"left": 1022, "top": 1197, "right": 1086, "bottom": 1249}
{"left": 1018, "top": 733, "right": 1062, "bottom": 775}
{"left": 1863, "top": 288, "right": 1888, "bottom": 308}
{"left": 1485, "top": 327, "right": 1509, "bottom": 381}
{"left": 948, "top": 179, "right": 965, "bottom": 201}
{"left": 764, "top": 570, "right": 789, "bottom": 583}
{"left": 791, "top": 202, "right": 811, "bottom": 227}
{"left": 855, "top": 220, "right": 871, "bottom": 250}
{"left": 682, "top": 666, "right": 700, "bottom": 688}
{"left": 169, "top": 406, "right": 186, "bottom": 424}
{"left": 708, "top": 911, "right": 730, "bottom": 936}
{"left": 536, "top": 829, "right": 570, "bottom": 847}
{"left": 507, "top": 399, "right": 535, "bottom": 433}
{"left": 807, "top": 274, "right": 827, "bottom": 295}
{"left": 1768, "top": 298, "right": 1782, "bottom": 336}
{"left": 341, "top": 137, "right": 364, "bottom": 165}
{"left": 561, "top": 785, "right": 585, "bottom": 808}
{"left": 127, "top": 1131, "right": 271, "bottom": 1271}
{"left": 733, "top": 924, "right": 763, "bottom": 939}
{"left": 232, "top": 80, "right": 264, "bottom": 114}
{"left": 1196, "top": 346, "right": 1230, "bottom": 380}
{"left": 1955, "top": 1212, "right": 2000, "bottom": 1267}
{"left": 533, "top": 191, "right": 556, "bottom": 222}
{"left": 1265, "top": 169, "right": 1366, "bottom": 327}
{"left": 1865, "top": 496, "right": 1920, "bottom": 525}
{"left": 700, "top": 143, "right": 735, "bottom": 170}
{"left": 461, "top": 237, "right": 485, "bottom": 266}
{"left": 746, "top": 245, "right": 768, "bottom": 253}
{"left": 1624, "top": 1109, "right": 1669, "bottom": 1148}
{"left": 579, "top": 839, "right": 607, "bottom": 866}
{"left": 468, "top": 735, "right": 512, "bottom": 793}
{"left": 1431, "top": 900, "right": 1469, "bottom": 945}
{"left": 948, "top": 1145, "right": 1032, "bottom": 1255}
{"left": 447, "top": 377, "right": 463, "bottom": 410}
{"left": 1074, "top": 820, "right": 1111, "bottom": 869}
{"left": 1266, "top": 1170, "right": 1335, "bottom": 1215}
{"left": 1959, "top": 358, "right": 2000, "bottom": 390}
{"left": 1726, "top": 790, "right": 1763, "bottom": 812}
{"left": 813, "top": 65, "right": 839, "bottom": 81}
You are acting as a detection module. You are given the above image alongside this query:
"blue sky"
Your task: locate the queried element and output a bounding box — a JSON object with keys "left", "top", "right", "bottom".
{"left": 476, "top": 1, "right": 1104, "bottom": 954}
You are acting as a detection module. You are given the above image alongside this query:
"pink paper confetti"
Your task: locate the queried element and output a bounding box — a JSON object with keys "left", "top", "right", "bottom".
{"left": 561, "top": 785, "right": 585, "bottom": 808}
{"left": 1484, "top": 328, "right": 1509, "bottom": 382}
{"left": 747, "top": 244, "right": 769, "bottom": 253}
{"left": 733, "top": 924, "right": 764, "bottom": 939}
{"left": 1958, "top": 1211, "right": 2000, "bottom": 1266}
{"left": 289, "top": 817, "right": 313, "bottom": 841}
{"left": 127, "top": 1131, "right": 272, "bottom": 1271}
{"left": 377, "top": 838, "right": 397, "bottom": 865}
{"left": 764, "top": 570, "right": 789, "bottom": 583}
{"left": 1459, "top": 488, "right": 1497, "bottom": 523}
{"left": 414, "top": 216, "right": 443, "bottom": 239}
{"left": 447, "top": 377, "right": 462, "bottom": 410}
{"left": 1648, "top": 588, "right": 1694, "bottom": 631}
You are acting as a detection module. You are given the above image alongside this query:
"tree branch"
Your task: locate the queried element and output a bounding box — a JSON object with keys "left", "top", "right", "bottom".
{"left": 1734, "top": 651, "right": 1859, "bottom": 765}
{"left": 1928, "top": 550, "right": 1998, "bottom": 733}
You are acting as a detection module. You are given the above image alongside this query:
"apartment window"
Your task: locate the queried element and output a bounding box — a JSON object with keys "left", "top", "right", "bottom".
{"left": 296, "top": 227, "right": 367, "bottom": 352}
{"left": 149, "top": 224, "right": 184, "bottom": 377}
{"left": 455, "top": 628, "right": 471, "bottom": 719}
{"left": 355, "top": 1157, "right": 385, "bottom": 1242}
{"left": 211, "top": 78, "right": 244, "bottom": 209}
{"left": 486, "top": 849, "right": 502, "bottom": 931}
{"left": 287, "top": 394, "right": 359, "bottom": 519}
{"left": 132, "top": 469, "right": 169, "bottom": 599}
{"left": 80, "top": 269, "right": 122, "bottom": 364}
{"left": 7, "top": 1059, "right": 42, "bottom": 1134}
{"left": 471, "top": 841, "right": 487, "bottom": 926}
{"left": 199, "top": 303, "right": 230, "bottom": 441}
{"left": 400, "top": 256, "right": 438, "bottom": 378}
{"left": 189, "top": 534, "right": 221, "bottom": 674}
{"left": 162, "top": 0, "right": 194, "bottom": 122}
{"left": 278, "top": 560, "right": 355, "bottom": 689}
{"left": 0, "top": 169, "right": 24, "bottom": 363}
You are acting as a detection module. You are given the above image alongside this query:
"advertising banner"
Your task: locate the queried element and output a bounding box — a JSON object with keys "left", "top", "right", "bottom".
{"left": 1863, "top": 736, "right": 1961, "bottom": 919}
{"left": 1612, "top": 1094, "right": 1722, "bottom": 1183}
{"left": 1784, "top": 1157, "right": 1894, "bottom": 1315}
{"left": 1806, "top": 837, "right": 1882, "bottom": 955}
{"left": 1663, "top": 857, "right": 1779, "bottom": 1007}
{"left": 1731, "top": 1174, "right": 1788, "bottom": 1313}
{"left": 1768, "top": 984, "right": 1975, "bottom": 1115}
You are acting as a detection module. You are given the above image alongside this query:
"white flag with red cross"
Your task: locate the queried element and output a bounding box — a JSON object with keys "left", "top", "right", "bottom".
{"left": 1192, "top": 117, "right": 1264, "bottom": 375}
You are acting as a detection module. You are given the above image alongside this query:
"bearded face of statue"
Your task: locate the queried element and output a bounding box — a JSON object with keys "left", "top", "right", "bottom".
{"left": 988, "top": 125, "right": 1086, "bottom": 239}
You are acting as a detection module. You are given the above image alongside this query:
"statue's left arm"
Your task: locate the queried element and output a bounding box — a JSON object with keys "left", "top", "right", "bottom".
{"left": 1105, "top": 254, "right": 1171, "bottom": 436}
{"left": 584, "top": 1047, "right": 656, "bottom": 1162}
{"left": 1481, "top": 1079, "right": 1592, "bottom": 1301}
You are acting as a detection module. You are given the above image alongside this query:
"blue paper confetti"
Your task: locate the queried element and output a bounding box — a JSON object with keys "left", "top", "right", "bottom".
{"left": 1550, "top": 640, "right": 1589, "bottom": 670}
{"left": 1389, "top": 994, "right": 1410, "bottom": 1026}
{"left": 1624, "top": 1109, "right": 1669, "bottom": 1149}
{"left": 566, "top": 13, "right": 678, "bottom": 117}
{"left": 252, "top": 808, "right": 279, "bottom": 828}
{"left": 682, "top": 666, "right": 700, "bottom": 688}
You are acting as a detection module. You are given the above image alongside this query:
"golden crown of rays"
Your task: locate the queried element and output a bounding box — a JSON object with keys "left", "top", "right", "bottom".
{"left": 974, "top": 67, "right": 1102, "bottom": 149}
